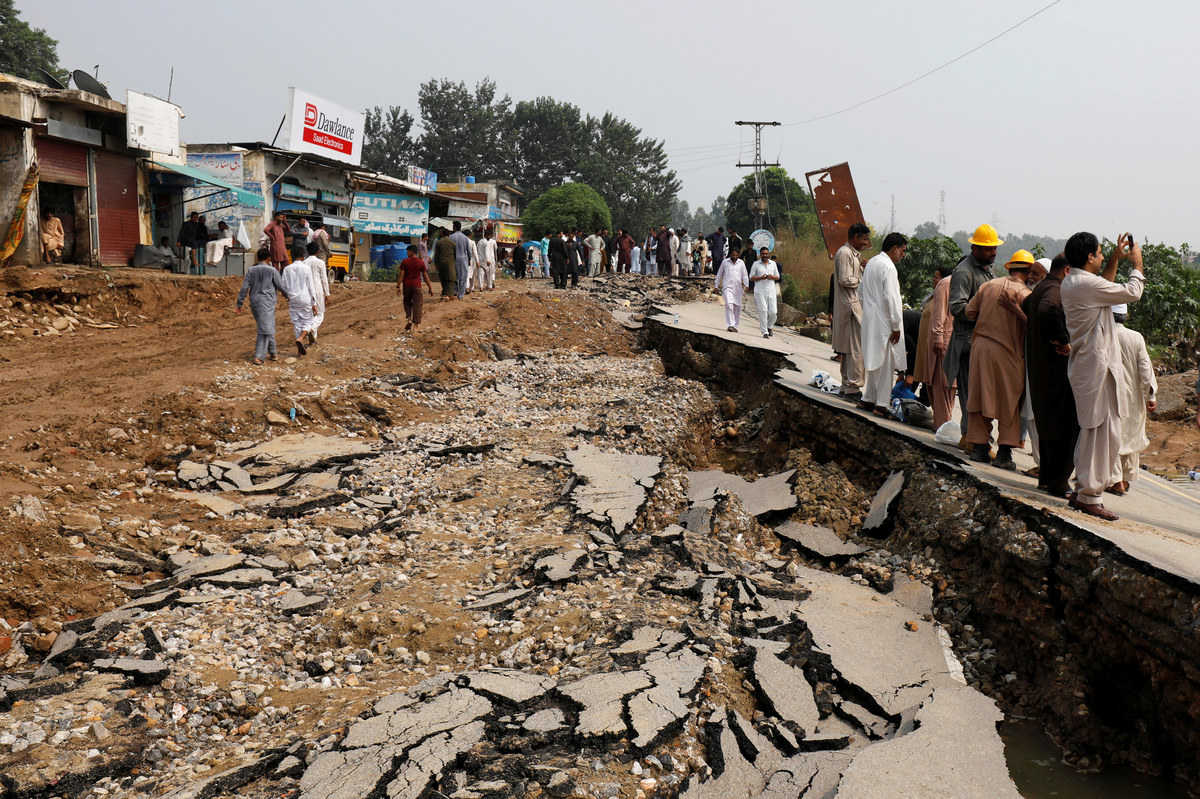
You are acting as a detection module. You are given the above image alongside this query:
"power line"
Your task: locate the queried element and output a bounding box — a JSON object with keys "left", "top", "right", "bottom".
{"left": 782, "top": 0, "right": 1065, "bottom": 127}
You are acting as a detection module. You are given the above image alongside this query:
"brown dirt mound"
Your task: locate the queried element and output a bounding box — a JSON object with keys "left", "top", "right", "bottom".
{"left": 0, "top": 268, "right": 638, "bottom": 628}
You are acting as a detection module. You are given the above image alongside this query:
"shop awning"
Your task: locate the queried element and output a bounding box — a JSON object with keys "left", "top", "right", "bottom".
{"left": 149, "top": 160, "right": 264, "bottom": 209}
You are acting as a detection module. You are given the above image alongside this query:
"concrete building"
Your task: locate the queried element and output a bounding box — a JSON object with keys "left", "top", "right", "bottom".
{"left": 0, "top": 73, "right": 146, "bottom": 266}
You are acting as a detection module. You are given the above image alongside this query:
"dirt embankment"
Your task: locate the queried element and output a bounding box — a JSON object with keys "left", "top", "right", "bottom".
{"left": 0, "top": 267, "right": 630, "bottom": 626}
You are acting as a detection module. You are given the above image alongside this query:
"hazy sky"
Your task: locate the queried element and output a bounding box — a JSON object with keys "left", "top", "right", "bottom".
{"left": 19, "top": 0, "right": 1199, "bottom": 245}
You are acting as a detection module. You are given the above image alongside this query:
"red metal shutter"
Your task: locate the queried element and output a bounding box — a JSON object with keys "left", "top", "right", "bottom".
{"left": 94, "top": 151, "right": 139, "bottom": 266}
{"left": 35, "top": 137, "right": 88, "bottom": 186}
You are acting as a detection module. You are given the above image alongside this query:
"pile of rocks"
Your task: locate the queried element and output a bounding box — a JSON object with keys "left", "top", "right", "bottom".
{"left": 0, "top": 293, "right": 118, "bottom": 339}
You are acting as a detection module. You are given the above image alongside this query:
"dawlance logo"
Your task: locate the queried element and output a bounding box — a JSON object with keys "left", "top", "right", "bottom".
{"left": 300, "top": 100, "right": 356, "bottom": 155}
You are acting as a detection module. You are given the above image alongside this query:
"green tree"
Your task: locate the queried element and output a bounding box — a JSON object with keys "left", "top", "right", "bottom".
{"left": 913, "top": 221, "right": 940, "bottom": 239}
{"left": 416, "top": 77, "right": 515, "bottom": 179}
{"left": 521, "top": 183, "right": 612, "bottom": 241}
{"left": 577, "top": 113, "right": 679, "bottom": 236}
{"left": 0, "top": 0, "right": 66, "bottom": 83}
{"left": 898, "top": 235, "right": 963, "bottom": 307}
{"left": 362, "top": 105, "right": 418, "bottom": 177}
{"left": 510, "top": 97, "right": 587, "bottom": 195}
{"left": 1111, "top": 240, "right": 1200, "bottom": 363}
{"left": 724, "top": 167, "right": 816, "bottom": 240}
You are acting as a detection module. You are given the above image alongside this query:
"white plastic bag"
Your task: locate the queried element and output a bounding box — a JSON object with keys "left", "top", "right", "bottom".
{"left": 808, "top": 370, "right": 842, "bottom": 394}
{"left": 934, "top": 420, "right": 962, "bottom": 444}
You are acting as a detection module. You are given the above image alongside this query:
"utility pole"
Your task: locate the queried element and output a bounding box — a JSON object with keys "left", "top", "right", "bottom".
{"left": 890, "top": 194, "right": 896, "bottom": 232}
{"left": 735, "top": 120, "right": 780, "bottom": 232}
{"left": 938, "top": 190, "right": 946, "bottom": 233}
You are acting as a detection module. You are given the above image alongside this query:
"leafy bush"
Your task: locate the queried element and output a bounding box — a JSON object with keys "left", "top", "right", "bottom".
{"left": 780, "top": 273, "right": 802, "bottom": 307}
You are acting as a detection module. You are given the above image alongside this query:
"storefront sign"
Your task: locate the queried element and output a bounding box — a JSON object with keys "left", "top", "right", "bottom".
{"left": 278, "top": 183, "right": 319, "bottom": 200}
{"left": 495, "top": 222, "right": 523, "bottom": 245}
{"left": 320, "top": 190, "right": 351, "bottom": 205}
{"left": 282, "top": 87, "right": 365, "bottom": 166}
{"left": 351, "top": 192, "right": 429, "bottom": 236}
{"left": 186, "top": 153, "right": 243, "bottom": 187}
{"left": 448, "top": 199, "right": 487, "bottom": 219}
{"left": 125, "top": 90, "right": 180, "bottom": 156}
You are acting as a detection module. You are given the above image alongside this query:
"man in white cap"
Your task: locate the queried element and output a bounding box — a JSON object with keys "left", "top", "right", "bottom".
{"left": 1060, "top": 231, "right": 1145, "bottom": 521}
{"left": 1109, "top": 303, "right": 1156, "bottom": 496}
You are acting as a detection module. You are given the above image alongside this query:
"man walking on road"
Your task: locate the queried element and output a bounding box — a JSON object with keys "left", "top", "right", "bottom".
{"left": 434, "top": 229, "right": 457, "bottom": 300}
{"left": 945, "top": 224, "right": 1000, "bottom": 448}
{"left": 749, "top": 247, "right": 780, "bottom": 338}
{"left": 858, "top": 233, "right": 908, "bottom": 417}
{"left": 235, "top": 246, "right": 290, "bottom": 364}
{"left": 833, "top": 223, "right": 871, "bottom": 403}
{"left": 477, "top": 228, "right": 498, "bottom": 290}
{"left": 450, "top": 222, "right": 472, "bottom": 300}
{"left": 706, "top": 228, "right": 726, "bottom": 276}
{"left": 1060, "top": 231, "right": 1146, "bottom": 521}
{"left": 714, "top": 247, "right": 749, "bottom": 332}
{"left": 303, "top": 241, "right": 331, "bottom": 344}
{"left": 396, "top": 244, "right": 434, "bottom": 333}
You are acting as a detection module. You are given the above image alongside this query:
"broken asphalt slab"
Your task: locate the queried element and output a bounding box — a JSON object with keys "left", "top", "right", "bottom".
{"left": 686, "top": 469, "right": 798, "bottom": 518}
{"left": 861, "top": 470, "right": 904, "bottom": 538}
{"left": 774, "top": 520, "right": 867, "bottom": 560}
{"left": 565, "top": 443, "right": 661, "bottom": 537}
{"left": 789, "top": 563, "right": 957, "bottom": 718}
{"left": 229, "top": 433, "right": 377, "bottom": 473}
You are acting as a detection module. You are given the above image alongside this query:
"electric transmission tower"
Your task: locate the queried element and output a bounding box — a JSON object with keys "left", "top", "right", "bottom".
{"left": 735, "top": 120, "right": 780, "bottom": 231}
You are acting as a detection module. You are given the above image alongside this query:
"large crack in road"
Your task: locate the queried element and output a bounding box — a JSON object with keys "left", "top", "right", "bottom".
{"left": 1, "top": 280, "right": 1024, "bottom": 799}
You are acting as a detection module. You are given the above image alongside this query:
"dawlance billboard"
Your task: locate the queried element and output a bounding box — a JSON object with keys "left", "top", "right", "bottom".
{"left": 282, "top": 87, "right": 364, "bottom": 166}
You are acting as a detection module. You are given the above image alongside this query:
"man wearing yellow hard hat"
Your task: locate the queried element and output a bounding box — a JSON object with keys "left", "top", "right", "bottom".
{"left": 944, "top": 224, "right": 1001, "bottom": 453}
{"left": 963, "top": 250, "right": 1035, "bottom": 471}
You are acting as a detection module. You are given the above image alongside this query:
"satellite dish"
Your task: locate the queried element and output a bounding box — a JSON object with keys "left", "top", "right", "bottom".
{"left": 34, "top": 67, "right": 66, "bottom": 89}
{"left": 71, "top": 70, "right": 111, "bottom": 99}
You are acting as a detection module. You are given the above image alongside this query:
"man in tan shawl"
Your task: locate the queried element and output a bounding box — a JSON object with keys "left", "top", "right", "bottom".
{"left": 921, "top": 267, "right": 956, "bottom": 430}
{"left": 833, "top": 223, "right": 871, "bottom": 403}
{"left": 964, "top": 250, "right": 1034, "bottom": 470}
{"left": 40, "top": 209, "right": 65, "bottom": 262}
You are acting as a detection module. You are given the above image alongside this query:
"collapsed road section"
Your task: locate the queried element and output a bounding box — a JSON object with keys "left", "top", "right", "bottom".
{"left": 0, "top": 280, "right": 1029, "bottom": 799}
{"left": 647, "top": 304, "right": 1200, "bottom": 795}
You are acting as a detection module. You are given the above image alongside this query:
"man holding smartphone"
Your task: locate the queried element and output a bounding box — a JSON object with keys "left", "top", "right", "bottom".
{"left": 1059, "top": 232, "right": 1145, "bottom": 521}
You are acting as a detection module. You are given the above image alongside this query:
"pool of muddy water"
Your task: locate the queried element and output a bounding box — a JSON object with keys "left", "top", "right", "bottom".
{"left": 1002, "top": 720, "right": 1187, "bottom": 798}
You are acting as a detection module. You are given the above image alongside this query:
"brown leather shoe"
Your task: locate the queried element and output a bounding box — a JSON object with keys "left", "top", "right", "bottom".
{"left": 1068, "top": 494, "right": 1119, "bottom": 521}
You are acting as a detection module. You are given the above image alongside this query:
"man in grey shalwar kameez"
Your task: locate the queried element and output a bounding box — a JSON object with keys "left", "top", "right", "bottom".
{"left": 236, "top": 246, "right": 290, "bottom": 364}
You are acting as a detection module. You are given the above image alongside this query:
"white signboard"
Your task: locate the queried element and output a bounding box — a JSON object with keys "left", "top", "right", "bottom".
{"left": 281, "top": 87, "right": 364, "bottom": 166}
{"left": 448, "top": 199, "right": 487, "bottom": 219}
{"left": 125, "top": 90, "right": 180, "bottom": 155}
{"left": 351, "top": 192, "right": 429, "bottom": 236}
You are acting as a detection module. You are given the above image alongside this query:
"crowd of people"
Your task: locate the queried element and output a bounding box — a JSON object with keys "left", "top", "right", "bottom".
{"left": 832, "top": 221, "right": 1166, "bottom": 522}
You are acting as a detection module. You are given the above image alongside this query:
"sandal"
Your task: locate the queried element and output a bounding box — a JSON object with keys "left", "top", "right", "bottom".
{"left": 253, "top": 358, "right": 264, "bottom": 365}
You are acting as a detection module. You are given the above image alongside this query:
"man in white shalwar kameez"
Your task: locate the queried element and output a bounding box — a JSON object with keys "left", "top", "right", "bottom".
{"left": 1060, "top": 232, "right": 1145, "bottom": 521}
{"left": 477, "top": 230, "right": 498, "bottom": 290}
{"left": 1109, "top": 304, "right": 1156, "bottom": 496}
{"left": 303, "top": 241, "right": 331, "bottom": 343}
{"left": 749, "top": 247, "right": 780, "bottom": 338}
{"left": 281, "top": 244, "right": 319, "bottom": 356}
{"left": 714, "top": 252, "right": 749, "bottom": 332}
{"left": 858, "top": 233, "right": 908, "bottom": 415}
